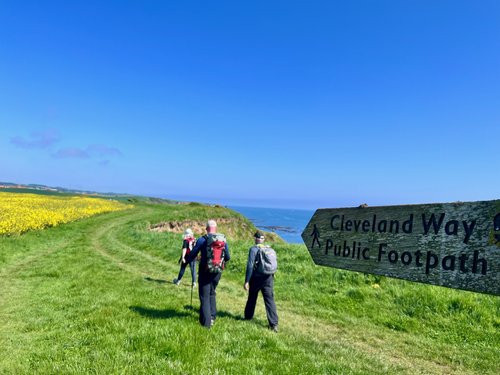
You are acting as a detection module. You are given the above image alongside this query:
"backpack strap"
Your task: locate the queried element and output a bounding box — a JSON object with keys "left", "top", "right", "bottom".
{"left": 253, "top": 245, "right": 262, "bottom": 271}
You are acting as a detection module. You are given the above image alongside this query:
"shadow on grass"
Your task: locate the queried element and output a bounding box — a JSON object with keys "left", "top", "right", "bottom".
{"left": 144, "top": 277, "right": 167, "bottom": 284}
{"left": 219, "top": 310, "right": 270, "bottom": 328}
{"left": 217, "top": 310, "right": 245, "bottom": 321}
{"left": 129, "top": 306, "right": 193, "bottom": 319}
{"left": 181, "top": 306, "right": 243, "bottom": 320}
{"left": 183, "top": 304, "right": 199, "bottom": 312}
{"left": 181, "top": 305, "right": 245, "bottom": 322}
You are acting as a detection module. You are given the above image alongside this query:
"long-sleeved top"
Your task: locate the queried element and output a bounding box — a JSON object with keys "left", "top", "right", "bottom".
{"left": 185, "top": 234, "right": 230, "bottom": 272}
{"left": 245, "top": 245, "right": 263, "bottom": 283}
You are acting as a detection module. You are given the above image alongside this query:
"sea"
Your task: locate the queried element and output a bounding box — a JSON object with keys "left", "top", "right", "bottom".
{"left": 229, "top": 206, "right": 315, "bottom": 244}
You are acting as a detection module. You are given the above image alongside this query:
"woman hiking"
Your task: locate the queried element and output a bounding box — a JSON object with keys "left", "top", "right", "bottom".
{"left": 173, "top": 228, "right": 197, "bottom": 287}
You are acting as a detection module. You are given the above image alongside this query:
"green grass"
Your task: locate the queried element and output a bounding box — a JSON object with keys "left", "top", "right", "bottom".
{"left": 0, "top": 201, "right": 499, "bottom": 374}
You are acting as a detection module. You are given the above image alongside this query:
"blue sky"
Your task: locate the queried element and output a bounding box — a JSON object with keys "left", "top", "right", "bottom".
{"left": 1, "top": 1, "right": 499, "bottom": 209}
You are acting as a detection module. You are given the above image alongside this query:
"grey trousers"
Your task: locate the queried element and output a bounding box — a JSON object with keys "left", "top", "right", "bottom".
{"left": 244, "top": 274, "right": 278, "bottom": 327}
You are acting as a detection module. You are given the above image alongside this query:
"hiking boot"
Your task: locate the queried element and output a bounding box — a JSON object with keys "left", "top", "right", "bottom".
{"left": 270, "top": 325, "right": 278, "bottom": 333}
{"left": 173, "top": 278, "right": 181, "bottom": 285}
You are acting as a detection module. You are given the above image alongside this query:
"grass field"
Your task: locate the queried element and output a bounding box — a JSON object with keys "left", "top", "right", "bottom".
{"left": 0, "top": 198, "right": 498, "bottom": 374}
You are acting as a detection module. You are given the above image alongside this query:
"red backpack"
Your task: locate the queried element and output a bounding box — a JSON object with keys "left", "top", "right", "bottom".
{"left": 205, "top": 233, "right": 227, "bottom": 273}
{"left": 184, "top": 236, "right": 195, "bottom": 256}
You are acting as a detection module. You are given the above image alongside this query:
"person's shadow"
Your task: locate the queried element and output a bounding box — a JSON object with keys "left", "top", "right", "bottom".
{"left": 180, "top": 305, "right": 243, "bottom": 321}
{"left": 129, "top": 306, "right": 193, "bottom": 319}
{"left": 143, "top": 277, "right": 167, "bottom": 284}
{"left": 216, "top": 310, "right": 245, "bottom": 321}
{"left": 131, "top": 305, "right": 265, "bottom": 328}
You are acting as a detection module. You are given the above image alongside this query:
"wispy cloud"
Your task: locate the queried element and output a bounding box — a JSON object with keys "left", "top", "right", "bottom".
{"left": 12, "top": 130, "right": 122, "bottom": 164}
{"left": 87, "top": 144, "right": 122, "bottom": 157}
{"left": 51, "top": 144, "right": 122, "bottom": 162}
{"left": 52, "top": 147, "right": 90, "bottom": 159}
{"left": 10, "top": 129, "right": 59, "bottom": 149}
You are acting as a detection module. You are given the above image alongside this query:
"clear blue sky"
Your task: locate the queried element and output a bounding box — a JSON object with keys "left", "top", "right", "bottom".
{"left": 1, "top": 1, "right": 499, "bottom": 209}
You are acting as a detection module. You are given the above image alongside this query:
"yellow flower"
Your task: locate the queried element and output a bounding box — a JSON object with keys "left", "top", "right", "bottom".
{"left": 0, "top": 192, "right": 131, "bottom": 235}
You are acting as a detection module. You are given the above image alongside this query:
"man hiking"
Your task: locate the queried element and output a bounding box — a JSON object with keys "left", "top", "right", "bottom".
{"left": 173, "top": 228, "right": 197, "bottom": 287}
{"left": 184, "top": 219, "right": 230, "bottom": 328}
{"left": 244, "top": 231, "right": 279, "bottom": 332}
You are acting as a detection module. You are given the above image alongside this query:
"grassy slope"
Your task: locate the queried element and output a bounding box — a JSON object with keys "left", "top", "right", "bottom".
{"left": 0, "top": 202, "right": 498, "bottom": 374}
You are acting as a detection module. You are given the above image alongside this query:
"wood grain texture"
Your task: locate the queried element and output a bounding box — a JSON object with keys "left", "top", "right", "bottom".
{"left": 302, "top": 200, "right": 500, "bottom": 295}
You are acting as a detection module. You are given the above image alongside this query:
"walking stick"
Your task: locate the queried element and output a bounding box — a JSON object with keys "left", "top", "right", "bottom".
{"left": 190, "top": 283, "right": 194, "bottom": 308}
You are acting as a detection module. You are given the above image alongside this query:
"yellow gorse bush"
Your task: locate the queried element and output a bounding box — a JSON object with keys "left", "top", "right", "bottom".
{"left": 0, "top": 192, "right": 131, "bottom": 235}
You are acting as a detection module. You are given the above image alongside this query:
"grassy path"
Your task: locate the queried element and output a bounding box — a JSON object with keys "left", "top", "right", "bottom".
{"left": 95, "top": 208, "right": 452, "bottom": 374}
{"left": 1, "top": 204, "right": 498, "bottom": 374}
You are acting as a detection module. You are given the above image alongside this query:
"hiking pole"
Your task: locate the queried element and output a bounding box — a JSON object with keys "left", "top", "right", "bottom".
{"left": 190, "top": 283, "right": 194, "bottom": 308}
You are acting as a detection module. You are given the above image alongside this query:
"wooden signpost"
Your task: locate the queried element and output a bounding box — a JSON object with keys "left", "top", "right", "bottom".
{"left": 302, "top": 200, "right": 500, "bottom": 295}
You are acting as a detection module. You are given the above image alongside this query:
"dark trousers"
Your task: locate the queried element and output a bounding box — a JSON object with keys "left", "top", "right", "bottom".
{"left": 177, "top": 260, "right": 196, "bottom": 283}
{"left": 244, "top": 274, "right": 278, "bottom": 327}
{"left": 198, "top": 271, "right": 222, "bottom": 327}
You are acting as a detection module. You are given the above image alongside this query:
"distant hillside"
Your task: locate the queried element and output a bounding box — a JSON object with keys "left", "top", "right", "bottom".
{"left": 0, "top": 181, "right": 125, "bottom": 196}
{"left": 0, "top": 181, "right": 178, "bottom": 204}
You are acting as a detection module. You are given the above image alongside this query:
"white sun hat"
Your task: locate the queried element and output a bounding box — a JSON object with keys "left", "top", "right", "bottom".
{"left": 184, "top": 228, "right": 194, "bottom": 237}
{"left": 206, "top": 219, "right": 217, "bottom": 228}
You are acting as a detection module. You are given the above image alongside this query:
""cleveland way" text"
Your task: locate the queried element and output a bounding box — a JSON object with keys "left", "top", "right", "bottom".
{"left": 330, "top": 213, "right": 476, "bottom": 244}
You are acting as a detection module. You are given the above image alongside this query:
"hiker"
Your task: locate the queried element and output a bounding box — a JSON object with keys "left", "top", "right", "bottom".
{"left": 173, "top": 228, "right": 197, "bottom": 287}
{"left": 184, "top": 219, "right": 230, "bottom": 328}
{"left": 244, "top": 231, "right": 279, "bottom": 332}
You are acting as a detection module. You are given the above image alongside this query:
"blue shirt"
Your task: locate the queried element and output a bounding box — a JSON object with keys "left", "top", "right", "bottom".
{"left": 185, "top": 234, "right": 230, "bottom": 271}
